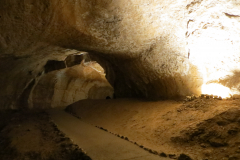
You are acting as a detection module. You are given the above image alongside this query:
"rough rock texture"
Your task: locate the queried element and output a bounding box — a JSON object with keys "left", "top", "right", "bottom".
{"left": 30, "top": 61, "right": 113, "bottom": 109}
{"left": 0, "top": 110, "right": 92, "bottom": 160}
{"left": 1, "top": 0, "right": 240, "bottom": 108}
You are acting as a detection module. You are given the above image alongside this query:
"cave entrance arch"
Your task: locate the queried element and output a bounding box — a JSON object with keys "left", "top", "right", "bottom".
{"left": 29, "top": 52, "right": 114, "bottom": 109}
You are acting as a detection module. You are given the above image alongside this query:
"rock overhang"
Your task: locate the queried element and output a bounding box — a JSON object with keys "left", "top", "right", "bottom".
{"left": 1, "top": 0, "right": 240, "bottom": 108}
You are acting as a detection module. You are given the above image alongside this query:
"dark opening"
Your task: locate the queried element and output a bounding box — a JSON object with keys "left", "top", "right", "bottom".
{"left": 44, "top": 60, "right": 66, "bottom": 73}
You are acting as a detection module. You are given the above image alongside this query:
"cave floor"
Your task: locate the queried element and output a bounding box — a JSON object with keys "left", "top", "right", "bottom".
{"left": 1, "top": 98, "right": 240, "bottom": 160}
{"left": 48, "top": 109, "right": 168, "bottom": 160}
{"left": 0, "top": 109, "right": 91, "bottom": 160}
{"left": 67, "top": 98, "right": 240, "bottom": 160}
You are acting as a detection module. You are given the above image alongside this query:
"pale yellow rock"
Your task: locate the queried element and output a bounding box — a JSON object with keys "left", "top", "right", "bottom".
{"left": 30, "top": 61, "right": 113, "bottom": 108}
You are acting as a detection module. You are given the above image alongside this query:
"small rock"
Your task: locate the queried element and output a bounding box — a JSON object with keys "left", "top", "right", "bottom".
{"left": 148, "top": 149, "right": 154, "bottom": 154}
{"left": 186, "top": 96, "right": 192, "bottom": 101}
{"left": 209, "top": 139, "right": 227, "bottom": 147}
{"left": 59, "top": 132, "right": 65, "bottom": 137}
{"left": 159, "top": 152, "right": 167, "bottom": 157}
{"left": 200, "top": 143, "right": 207, "bottom": 148}
{"left": 177, "top": 108, "right": 182, "bottom": 112}
{"left": 144, "top": 147, "right": 148, "bottom": 151}
{"left": 169, "top": 154, "right": 177, "bottom": 159}
{"left": 191, "top": 95, "right": 196, "bottom": 100}
{"left": 178, "top": 154, "right": 192, "bottom": 160}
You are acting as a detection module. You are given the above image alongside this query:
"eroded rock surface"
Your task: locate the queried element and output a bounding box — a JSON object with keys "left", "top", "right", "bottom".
{"left": 1, "top": 0, "right": 240, "bottom": 108}
{"left": 30, "top": 61, "right": 113, "bottom": 109}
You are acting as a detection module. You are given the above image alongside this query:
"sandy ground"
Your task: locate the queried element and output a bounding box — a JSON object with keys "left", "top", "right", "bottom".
{"left": 67, "top": 98, "right": 240, "bottom": 160}
{"left": 0, "top": 110, "right": 92, "bottom": 160}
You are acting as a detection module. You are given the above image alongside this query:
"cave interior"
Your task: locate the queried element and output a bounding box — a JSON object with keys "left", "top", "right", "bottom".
{"left": 1, "top": 0, "right": 240, "bottom": 160}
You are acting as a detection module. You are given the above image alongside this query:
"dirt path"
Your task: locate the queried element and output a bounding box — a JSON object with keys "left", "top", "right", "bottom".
{"left": 48, "top": 109, "right": 169, "bottom": 160}
{"left": 66, "top": 98, "right": 240, "bottom": 160}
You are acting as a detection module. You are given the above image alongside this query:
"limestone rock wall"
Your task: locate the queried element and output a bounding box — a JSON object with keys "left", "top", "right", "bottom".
{"left": 30, "top": 61, "right": 113, "bottom": 109}
{"left": 1, "top": 0, "right": 240, "bottom": 108}
{"left": 0, "top": 46, "right": 81, "bottom": 109}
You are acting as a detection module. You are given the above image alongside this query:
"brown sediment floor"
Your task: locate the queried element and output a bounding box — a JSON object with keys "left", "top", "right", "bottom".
{"left": 67, "top": 98, "right": 240, "bottom": 160}
{"left": 0, "top": 109, "right": 91, "bottom": 160}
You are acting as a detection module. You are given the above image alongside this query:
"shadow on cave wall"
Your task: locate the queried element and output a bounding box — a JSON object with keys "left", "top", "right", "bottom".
{"left": 17, "top": 79, "right": 35, "bottom": 109}
{"left": 89, "top": 46, "right": 203, "bottom": 100}
{"left": 88, "top": 52, "right": 143, "bottom": 99}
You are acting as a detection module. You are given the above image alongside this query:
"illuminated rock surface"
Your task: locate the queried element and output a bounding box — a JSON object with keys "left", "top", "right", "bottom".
{"left": 1, "top": 0, "right": 240, "bottom": 108}
{"left": 30, "top": 61, "right": 113, "bottom": 109}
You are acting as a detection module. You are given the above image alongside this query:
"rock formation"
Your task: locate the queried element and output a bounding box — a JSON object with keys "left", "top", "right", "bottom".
{"left": 1, "top": 0, "right": 240, "bottom": 109}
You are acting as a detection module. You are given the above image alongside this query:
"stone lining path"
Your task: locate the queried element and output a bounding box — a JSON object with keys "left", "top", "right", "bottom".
{"left": 48, "top": 109, "right": 169, "bottom": 160}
